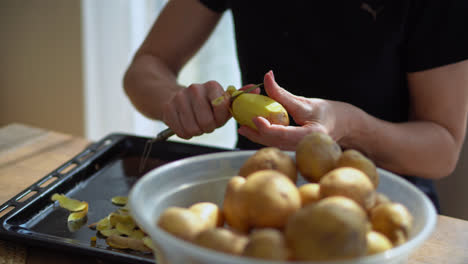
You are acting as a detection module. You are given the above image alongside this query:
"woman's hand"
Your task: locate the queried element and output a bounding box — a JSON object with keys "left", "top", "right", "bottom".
{"left": 238, "top": 71, "right": 356, "bottom": 150}
{"left": 162, "top": 81, "right": 232, "bottom": 139}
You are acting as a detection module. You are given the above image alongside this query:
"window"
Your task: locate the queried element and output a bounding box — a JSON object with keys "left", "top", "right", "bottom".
{"left": 81, "top": 0, "right": 240, "bottom": 148}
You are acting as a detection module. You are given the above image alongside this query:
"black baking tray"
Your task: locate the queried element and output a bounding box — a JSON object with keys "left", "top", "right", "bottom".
{"left": 0, "top": 133, "right": 231, "bottom": 263}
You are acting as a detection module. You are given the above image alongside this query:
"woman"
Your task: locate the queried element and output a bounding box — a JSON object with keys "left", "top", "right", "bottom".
{"left": 123, "top": 0, "right": 468, "bottom": 210}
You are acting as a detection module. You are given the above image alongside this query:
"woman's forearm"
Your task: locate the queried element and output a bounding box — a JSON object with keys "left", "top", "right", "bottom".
{"left": 339, "top": 105, "right": 462, "bottom": 179}
{"left": 123, "top": 54, "right": 185, "bottom": 121}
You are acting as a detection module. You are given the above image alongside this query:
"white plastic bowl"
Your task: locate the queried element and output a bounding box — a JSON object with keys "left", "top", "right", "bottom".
{"left": 129, "top": 151, "right": 436, "bottom": 264}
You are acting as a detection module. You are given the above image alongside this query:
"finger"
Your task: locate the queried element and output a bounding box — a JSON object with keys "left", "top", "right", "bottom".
{"left": 239, "top": 117, "right": 313, "bottom": 150}
{"left": 263, "top": 70, "right": 302, "bottom": 113}
{"left": 188, "top": 84, "right": 217, "bottom": 134}
{"left": 173, "top": 90, "right": 203, "bottom": 138}
{"left": 237, "top": 123, "right": 261, "bottom": 142}
{"left": 207, "top": 84, "right": 232, "bottom": 127}
{"left": 162, "top": 100, "right": 185, "bottom": 137}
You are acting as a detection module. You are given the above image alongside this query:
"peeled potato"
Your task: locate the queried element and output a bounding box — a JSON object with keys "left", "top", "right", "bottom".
{"left": 370, "top": 202, "right": 413, "bottom": 246}
{"left": 320, "top": 167, "right": 376, "bottom": 210}
{"left": 296, "top": 132, "right": 342, "bottom": 182}
{"left": 298, "top": 183, "right": 321, "bottom": 207}
{"left": 189, "top": 202, "right": 224, "bottom": 229}
{"left": 238, "top": 147, "right": 297, "bottom": 182}
{"left": 193, "top": 228, "right": 248, "bottom": 256}
{"left": 336, "top": 149, "right": 379, "bottom": 188}
{"left": 366, "top": 231, "right": 393, "bottom": 255}
{"left": 285, "top": 196, "right": 368, "bottom": 261}
{"left": 231, "top": 93, "right": 289, "bottom": 130}
{"left": 242, "top": 228, "right": 290, "bottom": 261}
{"left": 157, "top": 207, "right": 205, "bottom": 241}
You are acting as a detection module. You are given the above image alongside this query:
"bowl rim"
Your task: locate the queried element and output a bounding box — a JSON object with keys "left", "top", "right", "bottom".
{"left": 129, "top": 150, "right": 437, "bottom": 264}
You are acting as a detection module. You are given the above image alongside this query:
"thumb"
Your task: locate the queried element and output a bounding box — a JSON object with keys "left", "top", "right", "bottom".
{"left": 263, "top": 70, "right": 300, "bottom": 112}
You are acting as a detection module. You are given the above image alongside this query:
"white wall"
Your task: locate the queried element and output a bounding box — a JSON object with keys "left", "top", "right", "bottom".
{"left": 81, "top": 0, "right": 240, "bottom": 149}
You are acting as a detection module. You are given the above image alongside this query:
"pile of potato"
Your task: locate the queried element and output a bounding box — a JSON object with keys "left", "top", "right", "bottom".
{"left": 156, "top": 131, "right": 414, "bottom": 261}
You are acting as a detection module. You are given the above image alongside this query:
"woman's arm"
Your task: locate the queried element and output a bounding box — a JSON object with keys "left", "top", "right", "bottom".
{"left": 240, "top": 61, "right": 468, "bottom": 179}
{"left": 124, "top": 0, "right": 231, "bottom": 139}
{"left": 344, "top": 59, "right": 468, "bottom": 179}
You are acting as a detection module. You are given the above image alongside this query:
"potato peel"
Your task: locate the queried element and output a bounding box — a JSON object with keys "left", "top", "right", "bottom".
{"left": 67, "top": 202, "right": 89, "bottom": 221}
{"left": 109, "top": 213, "right": 135, "bottom": 229}
{"left": 51, "top": 193, "right": 88, "bottom": 212}
{"left": 129, "top": 229, "right": 146, "bottom": 240}
{"left": 90, "top": 195, "right": 153, "bottom": 254}
{"left": 211, "top": 85, "right": 237, "bottom": 106}
{"left": 116, "top": 222, "right": 134, "bottom": 236}
{"left": 51, "top": 193, "right": 88, "bottom": 232}
{"left": 96, "top": 217, "right": 112, "bottom": 231}
{"left": 100, "top": 228, "right": 122, "bottom": 237}
{"left": 111, "top": 196, "right": 128, "bottom": 206}
{"left": 142, "top": 236, "right": 156, "bottom": 251}
{"left": 211, "top": 95, "right": 226, "bottom": 106}
{"left": 106, "top": 235, "right": 152, "bottom": 253}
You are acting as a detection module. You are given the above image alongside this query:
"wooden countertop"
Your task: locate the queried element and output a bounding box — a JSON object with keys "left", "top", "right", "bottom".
{"left": 1, "top": 123, "right": 467, "bottom": 264}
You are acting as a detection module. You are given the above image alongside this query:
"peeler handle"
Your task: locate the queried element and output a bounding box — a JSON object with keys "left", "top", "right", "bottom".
{"left": 154, "top": 127, "right": 175, "bottom": 142}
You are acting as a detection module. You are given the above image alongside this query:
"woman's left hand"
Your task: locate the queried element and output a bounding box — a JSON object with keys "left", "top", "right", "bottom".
{"left": 238, "top": 71, "right": 356, "bottom": 150}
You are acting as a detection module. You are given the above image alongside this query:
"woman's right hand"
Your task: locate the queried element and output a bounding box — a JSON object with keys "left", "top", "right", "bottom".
{"left": 162, "top": 81, "right": 232, "bottom": 139}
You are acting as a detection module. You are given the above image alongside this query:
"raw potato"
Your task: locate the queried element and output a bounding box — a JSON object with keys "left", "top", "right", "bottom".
{"left": 231, "top": 93, "right": 289, "bottom": 130}
{"left": 296, "top": 132, "right": 342, "bottom": 182}
{"left": 238, "top": 147, "right": 297, "bottom": 182}
{"left": 193, "top": 228, "right": 248, "bottom": 256}
{"left": 223, "top": 171, "right": 300, "bottom": 231}
{"left": 242, "top": 228, "right": 289, "bottom": 261}
{"left": 336, "top": 149, "right": 379, "bottom": 188}
{"left": 222, "top": 176, "right": 249, "bottom": 233}
{"left": 298, "top": 183, "right": 321, "bottom": 207}
{"left": 158, "top": 203, "right": 223, "bottom": 240}
{"left": 370, "top": 202, "right": 413, "bottom": 246}
{"left": 189, "top": 202, "right": 224, "bottom": 229}
{"left": 243, "top": 170, "right": 301, "bottom": 229}
{"left": 366, "top": 231, "right": 393, "bottom": 255}
{"left": 285, "top": 196, "right": 368, "bottom": 261}
{"left": 157, "top": 207, "right": 205, "bottom": 241}
{"left": 320, "top": 167, "right": 376, "bottom": 210}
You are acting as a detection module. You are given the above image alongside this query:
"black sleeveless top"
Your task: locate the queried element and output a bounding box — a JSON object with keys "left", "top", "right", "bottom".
{"left": 198, "top": 0, "right": 468, "bottom": 212}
